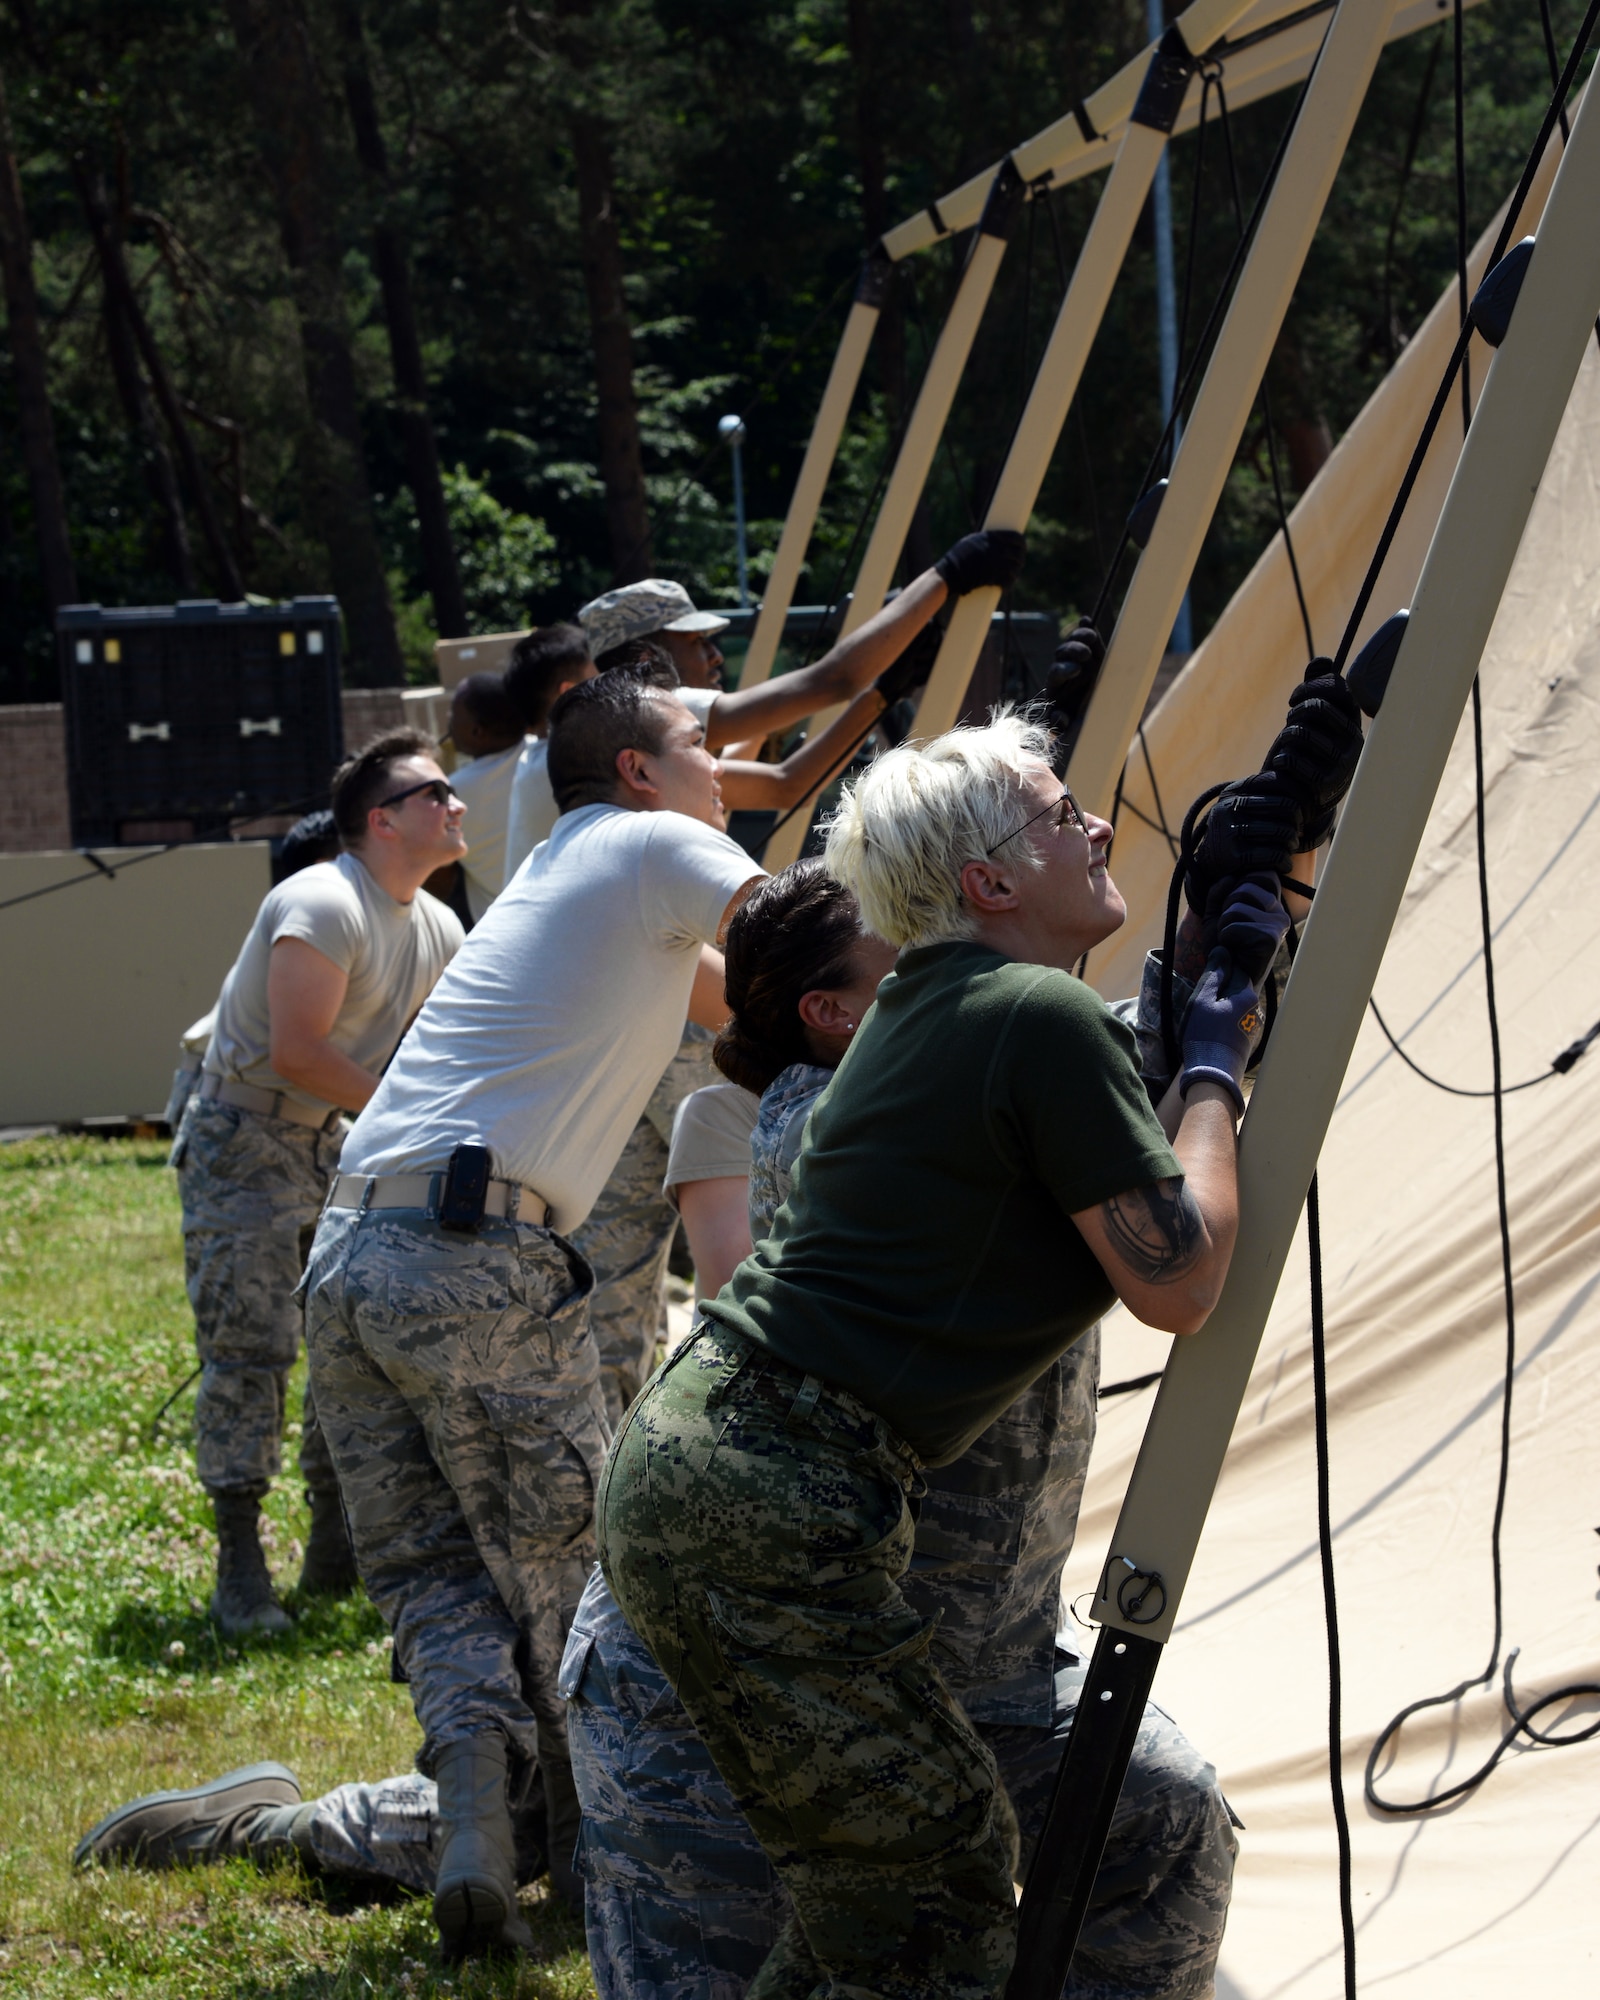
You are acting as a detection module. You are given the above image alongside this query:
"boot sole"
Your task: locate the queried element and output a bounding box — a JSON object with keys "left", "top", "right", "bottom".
{"left": 434, "top": 1877, "right": 528, "bottom": 1960}
{"left": 73, "top": 1762, "right": 301, "bottom": 1870}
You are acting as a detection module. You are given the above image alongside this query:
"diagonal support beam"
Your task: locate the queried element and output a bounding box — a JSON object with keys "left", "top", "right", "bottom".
{"left": 1011, "top": 70, "right": 1600, "bottom": 2000}
{"left": 737, "top": 255, "right": 891, "bottom": 690}
{"left": 1067, "top": 0, "right": 1399, "bottom": 815}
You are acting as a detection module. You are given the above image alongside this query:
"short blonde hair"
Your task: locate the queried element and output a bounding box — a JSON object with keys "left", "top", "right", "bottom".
{"left": 823, "top": 709, "right": 1054, "bottom": 948}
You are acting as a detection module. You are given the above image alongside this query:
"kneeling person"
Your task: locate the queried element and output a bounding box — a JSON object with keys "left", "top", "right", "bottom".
{"left": 299, "top": 673, "right": 763, "bottom": 1958}
{"left": 599, "top": 713, "right": 1255, "bottom": 1999}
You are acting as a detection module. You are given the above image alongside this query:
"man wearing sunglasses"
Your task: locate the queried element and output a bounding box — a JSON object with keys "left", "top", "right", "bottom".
{"left": 173, "top": 731, "right": 467, "bottom": 1640}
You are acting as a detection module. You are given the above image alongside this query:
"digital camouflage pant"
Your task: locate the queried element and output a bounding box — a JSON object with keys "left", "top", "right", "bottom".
{"left": 576, "top": 1027, "right": 714, "bottom": 1426}
{"left": 598, "top": 1324, "right": 1022, "bottom": 2000}
{"left": 562, "top": 1570, "right": 1235, "bottom": 2000}
{"left": 173, "top": 1096, "right": 344, "bottom": 1499}
{"left": 301, "top": 1202, "right": 607, "bottom": 1861}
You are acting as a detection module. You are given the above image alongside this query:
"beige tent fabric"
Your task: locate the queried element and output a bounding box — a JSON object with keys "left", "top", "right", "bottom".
{"left": 1083, "top": 129, "right": 1567, "bottom": 1003}
{"left": 1066, "top": 334, "right": 1600, "bottom": 1993}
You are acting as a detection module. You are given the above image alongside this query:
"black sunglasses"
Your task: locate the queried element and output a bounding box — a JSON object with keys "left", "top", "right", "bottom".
{"left": 985, "top": 787, "right": 1087, "bottom": 855}
{"left": 378, "top": 777, "right": 458, "bottom": 811}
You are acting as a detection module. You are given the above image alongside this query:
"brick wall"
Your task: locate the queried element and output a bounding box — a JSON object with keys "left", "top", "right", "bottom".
{"left": 0, "top": 705, "right": 72, "bottom": 853}
{"left": 0, "top": 689, "right": 441, "bottom": 854}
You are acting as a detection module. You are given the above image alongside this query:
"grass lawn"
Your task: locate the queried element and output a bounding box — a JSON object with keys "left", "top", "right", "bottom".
{"left": 0, "top": 1134, "right": 594, "bottom": 1999}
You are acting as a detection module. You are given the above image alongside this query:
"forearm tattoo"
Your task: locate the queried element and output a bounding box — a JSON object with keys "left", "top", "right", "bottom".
{"left": 1101, "top": 1177, "right": 1205, "bottom": 1284}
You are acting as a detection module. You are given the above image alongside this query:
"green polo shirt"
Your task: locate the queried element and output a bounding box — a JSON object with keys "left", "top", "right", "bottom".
{"left": 702, "top": 940, "right": 1181, "bottom": 1467}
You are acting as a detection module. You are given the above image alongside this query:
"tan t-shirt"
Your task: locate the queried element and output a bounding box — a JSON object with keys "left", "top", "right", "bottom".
{"left": 204, "top": 852, "right": 464, "bottom": 1115}
{"left": 452, "top": 742, "right": 522, "bottom": 919}
{"left": 664, "top": 1080, "right": 759, "bottom": 1209}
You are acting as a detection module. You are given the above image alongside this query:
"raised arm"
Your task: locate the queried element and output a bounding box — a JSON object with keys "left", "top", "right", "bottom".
{"left": 716, "top": 686, "right": 887, "bottom": 810}
{"left": 1070, "top": 1084, "right": 1240, "bottom": 1335}
{"left": 701, "top": 530, "right": 1025, "bottom": 750}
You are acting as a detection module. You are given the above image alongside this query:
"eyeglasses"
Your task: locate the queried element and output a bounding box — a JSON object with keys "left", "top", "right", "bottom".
{"left": 378, "top": 777, "right": 459, "bottom": 812}
{"left": 985, "top": 786, "right": 1087, "bottom": 855}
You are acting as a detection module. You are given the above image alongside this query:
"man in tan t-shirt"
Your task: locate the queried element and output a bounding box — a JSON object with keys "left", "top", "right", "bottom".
{"left": 173, "top": 729, "right": 466, "bottom": 1637}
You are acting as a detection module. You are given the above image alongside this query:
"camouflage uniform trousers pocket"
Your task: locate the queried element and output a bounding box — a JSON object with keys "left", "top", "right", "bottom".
{"left": 707, "top": 1582, "right": 1002, "bottom": 1868}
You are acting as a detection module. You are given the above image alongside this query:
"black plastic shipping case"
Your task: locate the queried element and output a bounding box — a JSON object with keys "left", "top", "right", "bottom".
{"left": 57, "top": 597, "right": 344, "bottom": 847}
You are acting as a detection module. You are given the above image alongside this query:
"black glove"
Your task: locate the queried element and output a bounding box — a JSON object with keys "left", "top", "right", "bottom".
{"left": 1264, "top": 662, "right": 1365, "bottom": 848}
{"left": 1040, "top": 618, "right": 1105, "bottom": 730}
{"left": 934, "top": 528, "right": 1026, "bottom": 597}
{"left": 1204, "top": 873, "right": 1291, "bottom": 984}
{"left": 1184, "top": 775, "right": 1301, "bottom": 921}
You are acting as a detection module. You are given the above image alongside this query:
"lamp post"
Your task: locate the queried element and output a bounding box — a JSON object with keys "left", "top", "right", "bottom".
{"left": 718, "top": 413, "right": 750, "bottom": 607}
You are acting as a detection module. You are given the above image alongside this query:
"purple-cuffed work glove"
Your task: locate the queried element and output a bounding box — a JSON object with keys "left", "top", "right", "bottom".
{"left": 1180, "top": 949, "right": 1265, "bottom": 1115}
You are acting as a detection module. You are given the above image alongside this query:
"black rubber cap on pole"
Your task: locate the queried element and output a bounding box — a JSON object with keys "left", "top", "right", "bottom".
{"left": 1126, "top": 478, "right": 1169, "bottom": 550}
{"left": 1346, "top": 609, "right": 1408, "bottom": 717}
{"left": 1131, "top": 24, "right": 1197, "bottom": 134}
{"left": 978, "top": 156, "right": 1028, "bottom": 240}
{"left": 1468, "top": 236, "right": 1536, "bottom": 348}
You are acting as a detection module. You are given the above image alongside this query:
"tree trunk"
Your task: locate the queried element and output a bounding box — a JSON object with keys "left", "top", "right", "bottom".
{"left": 845, "top": 0, "right": 934, "bottom": 581}
{"left": 333, "top": 0, "right": 466, "bottom": 637}
{"left": 222, "top": 0, "right": 404, "bottom": 685}
{"left": 0, "top": 64, "right": 78, "bottom": 611}
{"left": 570, "top": 113, "right": 652, "bottom": 583}
{"left": 74, "top": 158, "right": 248, "bottom": 598}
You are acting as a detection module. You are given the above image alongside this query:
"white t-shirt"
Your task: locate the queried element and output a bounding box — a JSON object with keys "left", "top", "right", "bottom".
{"left": 204, "top": 852, "right": 464, "bottom": 1115}
{"left": 501, "top": 686, "right": 720, "bottom": 887}
{"left": 344, "top": 803, "right": 762, "bottom": 1232}
{"left": 452, "top": 742, "right": 522, "bottom": 919}
{"left": 664, "top": 1081, "right": 759, "bottom": 1208}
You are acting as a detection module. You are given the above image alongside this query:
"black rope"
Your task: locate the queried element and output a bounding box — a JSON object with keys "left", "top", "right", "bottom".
{"left": 1535, "top": 0, "right": 1600, "bottom": 358}
{"left": 1306, "top": 1172, "right": 1357, "bottom": 2000}
{"left": 149, "top": 1364, "right": 202, "bottom": 1441}
{"left": 1098, "top": 1369, "right": 1163, "bottom": 1400}
{"left": 1333, "top": 0, "right": 1600, "bottom": 673}
{"left": 1364, "top": 995, "right": 1600, "bottom": 1095}
{"left": 1360, "top": 4, "right": 1600, "bottom": 1813}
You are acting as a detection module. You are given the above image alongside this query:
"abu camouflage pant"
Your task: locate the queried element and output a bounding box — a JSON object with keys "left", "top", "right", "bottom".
{"left": 562, "top": 1575, "right": 1235, "bottom": 2000}
{"left": 173, "top": 1096, "right": 344, "bottom": 1499}
{"left": 301, "top": 1202, "right": 606, "bottom": 1832}
{"left": 598, "top": 1324, "right": 1020, "bottom": 2000}
{"left": 577, "top": 1028, "right": 714, "bottom": 1426}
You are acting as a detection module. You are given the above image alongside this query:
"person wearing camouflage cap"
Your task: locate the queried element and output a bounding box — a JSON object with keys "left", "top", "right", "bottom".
{"left": 580, "top": 577, "right": 731, "bottom": 691}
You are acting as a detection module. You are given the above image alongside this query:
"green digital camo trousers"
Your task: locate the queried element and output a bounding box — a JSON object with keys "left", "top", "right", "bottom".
{"left": 302, "top": 1203, "right": 608, "bottom": 1807}
{"left": 577, "top": 1027, "right": 714, "bottom": 1425}
{"left": 599, "top": 1323, "right": 1021, "bottom": 2000}
{"left": 173, "top": 1096, "right": 344, "bottom": 1499}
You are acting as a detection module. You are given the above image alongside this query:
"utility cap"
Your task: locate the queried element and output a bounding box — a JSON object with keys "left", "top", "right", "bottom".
{"left": 1346, "top": 609, "right": 1408, "bottom": 718}
{"left": 579, "top": 580, "right": 730, "bottom": 660}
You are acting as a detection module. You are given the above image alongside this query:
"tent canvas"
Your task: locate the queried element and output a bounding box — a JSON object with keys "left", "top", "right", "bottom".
{"left": 1068, "top": 243, "right": 1600, "bottom": 2000}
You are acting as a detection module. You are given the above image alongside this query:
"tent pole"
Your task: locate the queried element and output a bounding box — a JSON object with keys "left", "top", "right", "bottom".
{"left": 1011, "top": 71, "right": 1600, "bottom": 1998}
{"left": 1066, "top": 0, "right": 1400, "bottom": 814}
{"left": 737, "top": 253, "right": 890, "bottom": 690}
{"left": 909, "top": 39, "right": 1194, "bottom": 744}
{"left": 757, "top": 162, "right": 1026, "bottom": 869}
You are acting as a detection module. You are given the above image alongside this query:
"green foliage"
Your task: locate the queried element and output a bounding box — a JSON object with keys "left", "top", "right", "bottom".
{"left": 0, "top": 1, "right": 1595, "bottom": 703}
{"left": 0, "top": 1134, "right": 593, "bottom": 1996}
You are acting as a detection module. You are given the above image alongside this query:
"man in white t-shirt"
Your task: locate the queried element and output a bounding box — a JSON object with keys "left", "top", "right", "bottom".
{"left": 174, "top": 732, "right": 465, "bottom": 1640}
{"left": 300, "top": 672, "right": 764, "bottom": 1962}
{"left": 445, "top": 675, "right": 525, "bottom": 921}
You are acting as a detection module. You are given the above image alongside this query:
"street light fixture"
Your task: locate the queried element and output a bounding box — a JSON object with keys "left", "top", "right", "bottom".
{"left": 718, "top": 413, "right": 750, "bottom": 608}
